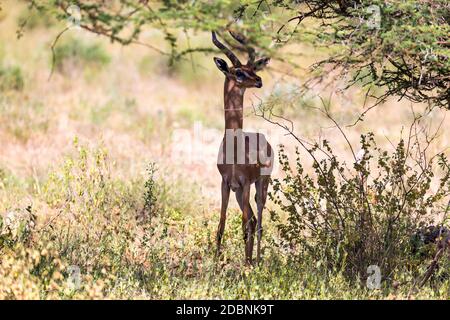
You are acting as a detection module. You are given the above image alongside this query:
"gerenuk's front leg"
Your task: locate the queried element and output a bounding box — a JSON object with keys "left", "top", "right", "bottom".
{"left": 216, "top": 179, "right": 230, "bottom": 257}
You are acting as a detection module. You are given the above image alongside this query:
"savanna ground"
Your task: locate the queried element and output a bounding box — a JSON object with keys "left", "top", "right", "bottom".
{"left": 0, "top": 1, "right": 449, "bottom": 299}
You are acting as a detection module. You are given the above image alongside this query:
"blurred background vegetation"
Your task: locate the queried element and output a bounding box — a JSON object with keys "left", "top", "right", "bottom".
{"left": 0, "top": 0, "right": 449, "bottom": 299}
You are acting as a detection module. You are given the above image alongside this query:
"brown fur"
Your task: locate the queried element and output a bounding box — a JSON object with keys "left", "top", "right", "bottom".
{"left": 212, "top": 30, "right": 272, "bottom": 264}
{"left": 215, "top": 74, "right": 273, "bottom": 265}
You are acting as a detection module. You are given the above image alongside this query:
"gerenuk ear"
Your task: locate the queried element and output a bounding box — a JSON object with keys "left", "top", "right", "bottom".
{"left": 253, "top": 57, "right": 270, "bottom": 71}
{"left": 214, "top": 57, "right": 229, "bottom": 74}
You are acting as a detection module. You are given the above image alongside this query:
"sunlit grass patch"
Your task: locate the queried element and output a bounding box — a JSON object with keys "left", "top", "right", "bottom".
{"left": 0, "top": 167, "right": 31, "bottom": 212}
{"left": 0, "top": 64, "right": 24, "bottom": 92}
{"left": 0, "top": 98, "right": 49, "bottom": 142}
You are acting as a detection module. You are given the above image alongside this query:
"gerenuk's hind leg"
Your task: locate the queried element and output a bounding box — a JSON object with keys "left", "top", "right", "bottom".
{"left": 255, "top": 176, "right": 269, "bottom": 264}
{"left": 236, "top": 187, "right": 256, "bottom": 257}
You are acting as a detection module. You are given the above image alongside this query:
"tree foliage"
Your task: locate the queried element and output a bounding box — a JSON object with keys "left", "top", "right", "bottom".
{"left": 23, "top": 0, "right": 450, "bottom": 109}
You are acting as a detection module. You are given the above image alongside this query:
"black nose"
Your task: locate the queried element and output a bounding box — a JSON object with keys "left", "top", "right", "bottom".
{"left": 255, "top": 79, "right": 262, "bottom": 88}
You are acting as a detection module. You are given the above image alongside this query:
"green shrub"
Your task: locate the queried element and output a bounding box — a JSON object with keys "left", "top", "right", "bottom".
{"left": 271, "top": 130, "right": 450, "bottom": 286}
{"left": 53, "top": 38, "right": 110, "bottom": 73}
{"left": 0, "top": 65, "right": 24, "bottom": 91}
{"left": 17, "top": 7, "right": 55, "bottom": 30}
{"left": 0, "top": 138, "right": 448, "bottom": 298}
{"left": 139, "top": 163, "right": 159, "bottom": 224}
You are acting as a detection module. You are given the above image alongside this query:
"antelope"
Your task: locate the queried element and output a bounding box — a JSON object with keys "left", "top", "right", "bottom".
{"left": 212, "top": 31, "right": 273, "bottom": 265}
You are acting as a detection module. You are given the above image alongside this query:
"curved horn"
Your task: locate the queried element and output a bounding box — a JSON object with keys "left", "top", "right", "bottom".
{"left": 228, "top": 30, "right": 256, "bottom": 65}
{"left": 212, "top": 31, "right": 241, "bottom": 67}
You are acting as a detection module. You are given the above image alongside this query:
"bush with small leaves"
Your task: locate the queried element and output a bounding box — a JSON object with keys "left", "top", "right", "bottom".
{"left": 271, "top": 131, "right": 450, "bottom": 285}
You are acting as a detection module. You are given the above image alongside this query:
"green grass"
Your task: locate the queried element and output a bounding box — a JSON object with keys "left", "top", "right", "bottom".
{"left": 17, "top": 7, "right": 56, "bottom": 31}
{"left": 0, "top": 64, "right": 24, "bottom": 91}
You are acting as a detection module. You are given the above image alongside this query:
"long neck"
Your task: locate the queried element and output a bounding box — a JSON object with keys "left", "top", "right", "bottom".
{"left": 223, "top": 78, "right": 245, "bottom": 130}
